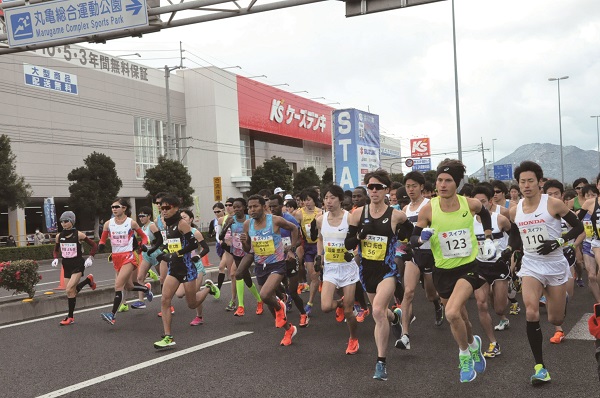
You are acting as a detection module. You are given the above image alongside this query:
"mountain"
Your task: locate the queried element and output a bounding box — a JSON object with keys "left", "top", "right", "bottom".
{"left": 471, "top": 143, "right": 599, "bottom": 184}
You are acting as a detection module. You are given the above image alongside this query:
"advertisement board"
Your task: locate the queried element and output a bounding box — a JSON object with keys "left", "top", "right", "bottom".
{"left": 410, "top": 137, "right": 431, "bottom": 158}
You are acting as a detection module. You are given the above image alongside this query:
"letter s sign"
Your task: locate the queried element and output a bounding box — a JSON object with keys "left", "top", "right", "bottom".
{"left": 410, "top": 138, "right": 430, "bottom": 158}
{"left": 337, "top": 111, "right": 351, "bottom": 134}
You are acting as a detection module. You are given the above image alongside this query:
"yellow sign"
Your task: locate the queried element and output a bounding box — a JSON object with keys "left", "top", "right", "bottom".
{"left": 213, "top": 177, "right": 222, "bottom": 202}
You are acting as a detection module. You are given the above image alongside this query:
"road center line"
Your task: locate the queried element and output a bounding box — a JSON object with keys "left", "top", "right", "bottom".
{"left": 36, "top": 331, "right": 253, "bottom": 398}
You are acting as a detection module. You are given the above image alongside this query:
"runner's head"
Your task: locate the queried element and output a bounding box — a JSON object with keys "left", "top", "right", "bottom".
{"left": 111, "top": 197, "right": 131, "bottom": 217}
{"left": 573, "top": 178, "right": 588, "bottom": 195}
{"left": 352, "top": 186, "right": 369, "bottom": 207}
{"left": 300, "top": 188, "right": 319, "bottom": 209}
{"left": 269, "top": 194, "right": 285, "bottom": 216}
{"left": 543, "top": 179, "right": 564, "bottom": 199}
{"left": 160, "top": 194, "right": 181, "bottom": 219}
{"left": 563, "top": 189, "right": 577, "bottom": 204}
{"left": 583, "top": 184, "right": 599, "bottom": 200}
{"left": 435, "top": 159, "right": 465, "bottom": 198}
{"left": 154, "top": 192, "right": 168, "bottom": 207}
{"left": 232, "top": 198, "right": 247, "bottom": 217}
{"left": 403, "top": 171, "right": 425, "bottom": 201}
{"left": 180, "top": 209, "right": 198, "bottom": 228}
{"left": 213, "top": 202, "right": 225, "bottom": 218}
{"left": 365, "top": 169, "right": 391, "bottom": 204}
{"left": 423, "top": 182, "right": 435, "bottom": 198}
{"left": 491, "top": 180, "right": 508, "bottom": 205}
{"left": 225, "top": 197, "right": 235, "bottom": 215}
{"left": 138, "top": 206, "right": 153, "bottom": 224}
{"left": 396, "top": 187, "right": 410, "bottom": 208}
{"left": 471, "top": 185, "right": 493, "bottom": 209}
{"left": 323, "top": 184, "right": 344, "bottom": 212}
{"left": 514, "top": 161, "right": 543, "bottom": 197}
{"left": 247, "top": 195, "right": 266, "bottom": 220}
{"left": 509, "top": 184, "right": 521, "bottom": 200}
{"left": 285, "top": 199, "right": 298, "bottom": 212}
{"left": 59, "top": 211, "right": 76, "bottom": 229}
{"left": 342, "top": 190, "right": 353, "bottom": 212}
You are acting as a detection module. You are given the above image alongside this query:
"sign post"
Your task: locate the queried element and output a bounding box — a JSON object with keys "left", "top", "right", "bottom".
{"left": 493, "top": 164, "right": 513, "bottom": 181}
{"left": 213, "top": 177, "right": 222, "bottom": 202}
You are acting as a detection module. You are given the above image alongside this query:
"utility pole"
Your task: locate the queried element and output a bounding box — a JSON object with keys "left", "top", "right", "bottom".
{"left": 164, "top": 41, "right": 185, "bottom": 161}
{"left": 481, "top": 138, "right": 487, "bottom": 181}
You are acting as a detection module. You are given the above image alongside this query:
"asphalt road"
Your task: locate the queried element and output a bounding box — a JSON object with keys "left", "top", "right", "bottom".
{"left": 1, "top": 270, "right": 599, "bottom": 398}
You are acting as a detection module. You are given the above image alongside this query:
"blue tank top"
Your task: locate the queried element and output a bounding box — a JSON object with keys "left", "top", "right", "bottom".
{"left": 249, "top": 214, "right": 284, "bottom": 265}
{"left": 231, "top": 214, "right": 250, "bottom": 257}
{"left": 142, "top": 222, "right": 156, "bottom": 244}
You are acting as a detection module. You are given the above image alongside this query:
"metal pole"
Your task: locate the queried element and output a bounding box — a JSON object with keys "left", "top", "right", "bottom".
{"left": 481, "top": 139, "right": 487, "bottom": 181}
{"left": 557, "top": 79, "right": 564, "bottom": 184}
{"left": 593, "top": 116, "right": 600, "bottom": 172}
{"left": 492, "top": 138, "right": 496, "bottom": 179}
{"left": 451, "top": 0, "right": 462, "bottom": 163}
{"left": 165, "top": 65, "right": 173, "bottom": 160}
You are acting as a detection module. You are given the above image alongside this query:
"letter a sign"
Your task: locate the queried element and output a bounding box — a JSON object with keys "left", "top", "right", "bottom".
{"left": 410, "top": 138, "right": 430, "bottom": 158}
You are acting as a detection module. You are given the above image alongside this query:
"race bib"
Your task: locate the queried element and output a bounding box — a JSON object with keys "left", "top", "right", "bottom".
{"left": 110, "top": 231, "right": 129, "bottom": 247}
{"left": 521, "top": 224, "right": 549, "bottom": 253}
{"left": 476, "top": 239, "right": 499, "bottom": 262}
{"left": 439, "top": 229, "right": 473, "bottom": 258}
{"left": 281, "top": 237, "right": 292, "bottom": 248}
{"left": 584, "top": 220, "right": 594, "bottom": 238}
{"left": 232, "top": 233, "right": 243, "bottom": 250}
{"left": 252, "top": 236, "right": 275, "bottom": 256}
{"left": 160, "top": 230, "right": 167, "bottom": 241}
{"left": 325, "top": 242, "right": 346, "bottom": 263}
{"left": 60, "top": 243, "right": 77, "bottom": 258}
{"left": 361, "top": 235, "right": 388, "bottom": 261}
{"left": 167, "top": 238, "right": 182, "bottom": 254}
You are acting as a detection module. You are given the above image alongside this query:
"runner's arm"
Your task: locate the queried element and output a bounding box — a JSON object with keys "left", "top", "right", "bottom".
{"left": 344, "top": 208, "right": 361, "bottom": 250}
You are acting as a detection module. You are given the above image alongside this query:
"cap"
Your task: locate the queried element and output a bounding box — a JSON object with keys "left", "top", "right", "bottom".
{"left": 60, "top": 211, "right": 76, "bottom": 224}
{"left": 284, "top": 194, "right": 293, "bottom": 200}
{"left": 274, "top": 187, "right": 285, "bottom": 194}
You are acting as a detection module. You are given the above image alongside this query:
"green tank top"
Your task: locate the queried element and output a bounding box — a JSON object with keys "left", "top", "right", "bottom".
{"left": 574, "top": 196, "right": 581, "bottom": 211}
{"left": 429, "top": 195, "right": 478, "bottom": 269}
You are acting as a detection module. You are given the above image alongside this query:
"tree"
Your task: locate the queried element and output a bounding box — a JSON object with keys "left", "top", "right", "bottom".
{"left": 249, "top": 156, "right": 293, "bottom": 195}
{"left": 390, "top": 173, "right": 405, "bottom": 184}
{"left": 424, "top": 170, "right": 437, "bottom": 185}
{"left": 143, "top": 156, "right": 195, "bottom": 208}
{"left": 468, "top": 176, "right": 481, "bottom": 185}
{"left": 321, "top": 167, "right": 333, "bottom": 190}
{"left": 293, "top": 166, "right": 321, "bottom": 193}
{"left": 0, "top": 135, "right": 32, "bottom": 210}
{"left": 68, "top": 152, "right": 122, "bottom": 238}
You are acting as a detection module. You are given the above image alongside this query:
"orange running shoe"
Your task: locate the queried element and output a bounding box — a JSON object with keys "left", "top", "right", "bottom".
{"left": 87, "top": 274, "right": 96, "bottom": 290}
{"left": 299, "top": 314, "right": 309, "bottom": 328}
{"left": 280, "top": 325, "right": 297, "bottom": 346}
{"left": 297, "top": 283, "right": 304, "bottom": 295}
{"left": 157, "top": 306, "right": 175, "bottom": 317}
{"left": 256, "top": 301, "right": 264, "bottom": 315}
{"left": 234, "top": 306, "right": 245, "bottom": 317}
{"left": 59, "top": 317, "right": 74, "bottom": 326}
{"left": 274, "top": 299, "right": 287, "bottom": 328}
{"left": 346, "top": 338, "right": 359, "bottom": 355}
{"left": 550, "top": 330, "right": 565, "bottom": 344}
{"left": 336, "top": 306, "right": 345, "bottom": 322}
{"left": 319, "top": 281, "right": 323, "bottom": 293}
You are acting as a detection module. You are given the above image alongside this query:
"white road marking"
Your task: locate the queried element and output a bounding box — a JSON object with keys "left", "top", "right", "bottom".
{"left": 36, "top": 331, "right": 253, "bottom": 398}
{"left": 565, "top": 313, "right": 595, "bottom": 341}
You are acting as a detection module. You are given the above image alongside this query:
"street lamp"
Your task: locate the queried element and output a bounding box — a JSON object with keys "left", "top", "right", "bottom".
{"left": 271, "top": 83, "right": 289, "bottom": 87}
{"left": 592, "top": 115, "right": 600, "bottom": 172}
{"left": 292, "top": 91, "right": 308, "bottom": 94}
{"left": 548, "top": 76, "right": 569, "bottom": 184}
{"left": 222, "top": 65, "right": 241, "bottom": 70}
{"left": 491, "top": 138, "right": 497, "bottom": 179}
{"left": 117, "top": 53, "right": 141, "bottom": 58}
{"left": 247, "top": 75, "right": 267, "bottom": 79}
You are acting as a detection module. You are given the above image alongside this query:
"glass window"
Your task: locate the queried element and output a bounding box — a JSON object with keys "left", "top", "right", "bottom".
{"left": 134, "top": 117, "right": 186, "bottom": 179}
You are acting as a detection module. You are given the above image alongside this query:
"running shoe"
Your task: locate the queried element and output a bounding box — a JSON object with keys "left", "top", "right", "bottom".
{"left": 494, "top": 319, "right": 510, "bottom": 331}
{"left": 391, "top": 308, "right": 403, "bottom": 341}
{"left": 59, "top": 317, "right": 74, "bottom": 326}
{"left": 373, "top": 361, "right": 388, "bottom": 381}
{"left": 154, "top": 335, "right": 176, "bottom": 349}
{"left": 302, "top": 284, "right": 310, "bottom": 292}
{"left": 286, "top": 294, "right": 293, "bottom": 312}
{"left": 470, "top": 335, "right": 486, "bottom": 374}
{"left": 118, "top": 304, "right": 129, "bottom": 312}
{"left": 335, "top": 306, "right": 345, "bottom": 322}
{"left": 157, "top": 306, "right": 175, "bottom": 317}
{"left": 87, "top": 274, "right": 96, "bottom": 290}
{"left": 530, "top": 364, "right": 551, "bottom": 385}
{"left": 256, "top": 301, "right": 264, "bottom": 315}
{"left": 395, "top": 334, "right": 410, "bottom": 350}
{"left": 459, "top": 354, "right": 476, "bottom": 383}
{"left": 304, "top": 302, "right": 313, "bottom": 316}
{"left": 131, "top": 301, "right": 147, "bottom": 309}
{"left": 509, "top": 302, "right": 521, "bottom": 315}
{"left": 275, "top": 299, "right": 287, "bottom": 328}
{"left": 148, "top": 269, "right": 159, "bottom": 281}
{"left": 483, "top": 342, "right": 501, "bottom": 358}
{"left": 280, "top": 325, "right": 297, "bottom": 346}
{"left": 435, "top": 304, "right": 444, "bottom": 326}
{"left": 101, "top": 312, "right": 115, "bottom": 325}
{"left": 356, "top": 307, "right": 367, "bottom": 323}
{"left": 318, "top": 281, "right": 322, "bottom": 293}
{"left": 549, "top": 330, "right": 565, "bottom": 344}
{"left": 576, "top": 278, "right": 584, "bottom": 287}
{"left": 144, "top": 283, "right": 154, "bottom": 302}
{"left": 346, "top": 338, "right": 359, "bottom": 355}
{"left": 234, "top": 306, "right": 245, "bottom": 317}
{"left": 190, "top": 316, "right": 204, "bottom": 326}
{"left": 297, "top": 283, "right": 304, "bottom": 295}
{"left": 225, "top": 300, "right": 236, "bottom": 311}
{"left": 299, "top": 314, "right": 309, "bottom": 328}
{"left": 539, "top": 295, "right": 547, "bottom": 307}
{"left": 204, "top": 280, "right": 220, "bottom": 299}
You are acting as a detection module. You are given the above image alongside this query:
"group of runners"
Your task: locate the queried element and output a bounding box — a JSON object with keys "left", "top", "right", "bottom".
{"left": 51, "top": 159, "right": 600, "bottom": 385}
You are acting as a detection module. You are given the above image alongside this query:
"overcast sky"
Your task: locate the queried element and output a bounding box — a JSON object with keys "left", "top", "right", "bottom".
{"left": 86, "top": 0, "right": 600, "bottom": 176}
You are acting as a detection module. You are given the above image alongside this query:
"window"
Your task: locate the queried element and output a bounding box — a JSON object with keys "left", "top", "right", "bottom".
{"left": 134, "top": 117, "right": 186, "bottom": 179}
{"left": 240, "top": 134, "right": 251, "bottom": 177}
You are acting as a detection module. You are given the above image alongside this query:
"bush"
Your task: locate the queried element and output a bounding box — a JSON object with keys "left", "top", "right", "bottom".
{"left": 0, "top": 260, "right": 41, "bottom": 298}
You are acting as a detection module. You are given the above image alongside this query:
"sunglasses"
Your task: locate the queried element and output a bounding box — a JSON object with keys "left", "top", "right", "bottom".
{"left": 575, "top": 186, "right": 584, "bottom": 190}
{"left": 225, "top": 204, "right": 233, "bottom": 207}
{"left": 494, "top": 190, "right": 503, "bottom": 194}
{"left": 138, "top": 214, "right": 149, "bottom": 218}
{"left": 161, "top": 205, "right": 173, "bottom": 211}
{"left": 60, "top": 220, "right": 71, "bottom": 223}
{"left": 213, "top": 210, "right": 223, "bottom": 214}
{"left": 111, "top": 205, "right": 123, "bottom": 209}
{"left": 367, "top": 183, "right": 387, "bottom": 191}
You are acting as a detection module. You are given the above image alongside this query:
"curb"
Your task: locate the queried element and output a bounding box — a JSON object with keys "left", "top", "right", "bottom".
{"left": 0, "top": 269, "right": 224, "bottom": 326}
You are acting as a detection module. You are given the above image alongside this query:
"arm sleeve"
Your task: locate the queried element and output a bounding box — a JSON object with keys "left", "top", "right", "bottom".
{"left": 208, "top": 221, "right": 215, "bottom": 238}
{"left": 84, "top": 237, "right": 98, "bottom": 256}
{"left": 178, "top": 231, "right": 198, "bottom": 255}
{"left": 198, "top": 240, "right": 209, "bottom": 258}
{"left": 147, "top": 231, "right": 164, "bottom": 254}
{"left": 577, "top": 208, "right": 589, "bottom": 221}
{"left": 97, "top": 230, "right": 109, "bottom": 252}
{"left": 396, "top": 218, "right": 414, "bottom": 242}
{"left": 507, "top": 222, "right": 522, "bottom": 251}
{"left": 344, "top": 225, "right": 360, "bottom": 250}
{"left": 53, "top": 243, "right": 60, "bottom": 259}
{"left": 476, "top": 206, "right": 492, "bottom": 233}
{"left": 562, "top": 211, "right": 584, "bottom": 242}
{"left": 410, "top": 226, "right": 423, "bottom": 247}
{"left": 135, "top": 228, "right": 148, "bottom": 246}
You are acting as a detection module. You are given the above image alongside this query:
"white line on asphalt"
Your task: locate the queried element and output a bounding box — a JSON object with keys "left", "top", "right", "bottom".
{"left": 36, "top": 331, "right": 253, "bottom": 398}
{"left": 565, "top": 312, "right": 595, "bottom": 340}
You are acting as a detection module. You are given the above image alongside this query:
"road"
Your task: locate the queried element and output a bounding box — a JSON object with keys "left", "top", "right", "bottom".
{"left": 1, "top": 270, "right": 598, "bottom": 397}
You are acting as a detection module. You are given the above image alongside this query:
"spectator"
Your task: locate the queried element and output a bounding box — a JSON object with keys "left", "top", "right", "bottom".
{"left": 6, "top": 235, "right": 16, "bottom": 247}
{"left": 34, "top": 229, "right": 45, "bottom": 245}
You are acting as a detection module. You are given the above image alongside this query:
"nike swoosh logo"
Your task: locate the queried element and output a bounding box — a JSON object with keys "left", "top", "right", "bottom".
{"left": 534, "top": 213, "right": 542, "bottom": 217}
{"left": 338, "top": 228, "right": 345, "bottom": 231}
{"left": 462, "top": 211, "right": 468, "bottom": 217}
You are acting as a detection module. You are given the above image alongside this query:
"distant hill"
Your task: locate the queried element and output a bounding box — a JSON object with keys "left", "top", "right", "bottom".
{"left": 471, "top": 143, "right": 599, "bottom": 184}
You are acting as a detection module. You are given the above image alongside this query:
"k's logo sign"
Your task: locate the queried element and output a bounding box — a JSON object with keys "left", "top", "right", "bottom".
{"left": 410, "top": 138, "right": 430, "bottom": 158}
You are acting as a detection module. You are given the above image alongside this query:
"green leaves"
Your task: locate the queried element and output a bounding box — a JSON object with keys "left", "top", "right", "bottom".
{"left": 249, "top": 157, "right": 293, "bottom": 195}
{"left": 143, "top": 156, "right": 194, "bottom": 207}
{"left": 0, "top": 135, "right": 32, "bottom": 210}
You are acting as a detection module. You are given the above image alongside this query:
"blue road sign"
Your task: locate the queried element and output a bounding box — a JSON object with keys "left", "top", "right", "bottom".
{"left": 493, "top": 164, "right": 513, "bottom": 181}
{"left": 412, "top": 157, "right": 431, "bottom": 172}
{"left": 5, "top": 0, "right": 148, "bottom": 47}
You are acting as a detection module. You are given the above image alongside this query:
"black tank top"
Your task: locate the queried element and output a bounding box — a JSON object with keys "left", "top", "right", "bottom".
{"left": 358, "top": 205, "right": 397, "bottom": 268}
{"left": 59, "top": 228, "right": 83, "bottom": 266}
{"left": 591, "top": 199, "right": 600, "bottom": 239}
{"left": 165, "top": 214, "right": 191, "bottom": 265}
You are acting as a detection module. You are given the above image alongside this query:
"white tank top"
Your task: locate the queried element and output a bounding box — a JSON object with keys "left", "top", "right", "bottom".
{"left": 405, "top": 198, "right": 430, "bottom": 250}
{"left": 109, "top": 217, "right": 134, "bottom": 253}
{"left": 473, "top": 212, "right": 505, "bottom": 262}
{"left": 515, "top": 194, "right": 564, "bottom": 262}
{"left": 493, "top": 205, "right": 501, "bottom": 214}
{"left": 321, "top": 210, "right": 353, "bottom": 265}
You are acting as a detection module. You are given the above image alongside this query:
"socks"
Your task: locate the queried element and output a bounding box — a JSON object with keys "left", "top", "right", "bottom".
{"left": 377, "top": 357, "right": 386, "bottom": 363}
{"left": 236, "top": 279, "right": 245, "bottom": 308}
{"left": 459, "top": 348, "right": 470, "bottom": 356}
{"left": 76, "top": 277, "right": 90, "bottom": 292}
{"left": 217, "top": 272, "right": 225, "bottom": 289}
{"left": 131, "top": 284, "right": 148, "bottom": 292}
{"left": 244, "top": 273, "right": 253, "bottom": 288}
{"left": 527, "top": 321, "right": 544, "bottom": 367}
{"left": 433, "top": 299, "right": 442, "bottom": 310}
{"left": 111, "top": 291, "right": 124, "bottom": 315}
{"left": 67, "top": 297, "right": 76, "bottom": 318}
{"left": 468, "top": 338, "right": 478, "bottom": 351}
{"left": 249, "top": 283, "right": 261, "bottom": 302}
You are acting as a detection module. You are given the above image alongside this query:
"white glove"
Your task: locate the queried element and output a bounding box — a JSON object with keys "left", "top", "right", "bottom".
{"left": 420, "top": 228, "right": 435, "bottom": 243}
{"left": 482, "top": 238, "right": 497, "bottom": 260}
{"left": 84, "top": 257, "right": 93, "bottom": 268}
{"left": 51, "top": 259, "right": 59, "bottom": 268}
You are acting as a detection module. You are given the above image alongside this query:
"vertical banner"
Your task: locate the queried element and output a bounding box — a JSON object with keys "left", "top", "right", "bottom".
{"left": 333, "top": 109, "right": 380, "bottom": 190}
{"left": 43, "top": 197, "right": 57, "bottom": 232}
{"left": 193, "top": 195, "right": 201, "bottom": 223}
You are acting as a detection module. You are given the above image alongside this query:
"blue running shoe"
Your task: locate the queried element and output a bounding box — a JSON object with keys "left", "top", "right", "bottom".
{"left": 131, "top": 301, "right": 146, "bottom": 309}
{"left": 101, "top": 312, "right": 116, "bottom": 325}
{"left": 530, "top": 364, "right": 551, "bottom": 385}
{"left": 470, "top": 335, "right": 486, "bottom": 373}
{"left": 304, "top": 303, "right": 313, "bottom": 316}
{"left": 145, "top": 283, "right": 154, "bottom": 302}
{"left": 539, "top": 295, "right": 547, "bottom": 306}
{"left": 373, "top": 361, "right": 388, "bottom": 381}
{"left": 459, "top": 354, "right": 476, "bottom": 383}
{"left": 286, "top": 294, "right": 293, "bottom": 312}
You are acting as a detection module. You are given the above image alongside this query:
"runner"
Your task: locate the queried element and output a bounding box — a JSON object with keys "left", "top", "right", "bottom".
{"left": 578, "top": 178, "right": 600, "bottom": 304}
{"left": 568, "top": 178, "right": 588, "bottom": 211}
{"left": 345, "top": 169, "right": 413, "bottom": 381}
{"left": 131, "top": 206, "right": 162, "bottom": 309}
{"left": 208, "top": 202, "right": 225, "bottom": 260}
{"left": 317, "top": 185, "right": 360, "bottom": 354}
{"left": 52, "top": 211, "right": 98, "bottom": 325}
{"left": 410, "top": 159, "right": 496, "bottom": 383}
{"left": 241, "top": 195, "right": 300, "bottom": 346}
{"left": 153, "top": 195, "right": 218, "bottom": 348}
{"left": 504, "top": 161, "right": 583, "bottom": 385}
{"left": 491, "top": 180, "right": 511, "bottom": 218}
{"left": 509, "top": 185, "right": 521, "bottom": 208}
{"left": 154, "top": 192, "right": 175, "bottom": 317}
{"left": 217, "top": 198, "right": 238, "bottom": 311}
{"left": 350, "top": 186, "right": 371, "bottom": 322}
{"left": 98, "top": 198, "right": 153, "bottom": 325}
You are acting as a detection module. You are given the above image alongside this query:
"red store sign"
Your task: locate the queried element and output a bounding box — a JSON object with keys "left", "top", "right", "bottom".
{"left": 237, "top": 76, "right": 333, "bottom": 146}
